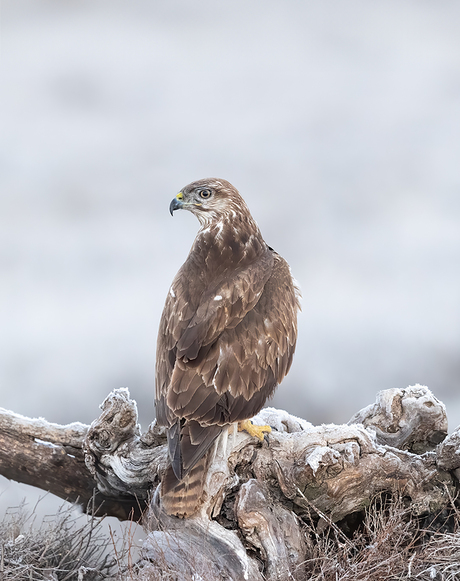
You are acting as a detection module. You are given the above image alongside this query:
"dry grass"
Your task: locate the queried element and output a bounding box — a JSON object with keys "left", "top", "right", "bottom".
{"left": 4, "top": 493, "right": 460, "bottom": 580}
{"left": 0, "top": 499, "right": 132, "bottom": 580}
{"left": 298, "top": 493, "right": 460, "bottom": 581}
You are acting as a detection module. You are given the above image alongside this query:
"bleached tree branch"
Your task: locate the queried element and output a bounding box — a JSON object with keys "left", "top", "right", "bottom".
{"left": 1, "top": 385, "right": 458, "bottom": 580}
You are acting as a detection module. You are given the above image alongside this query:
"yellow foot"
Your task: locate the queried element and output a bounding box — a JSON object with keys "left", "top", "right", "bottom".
{"left": 238, "top": 419, "right": 271, "bottom": 442}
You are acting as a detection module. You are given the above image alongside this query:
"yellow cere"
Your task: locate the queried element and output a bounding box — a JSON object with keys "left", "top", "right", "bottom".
{"left": 176, "top": 192, "right": 183, "bottom": 200}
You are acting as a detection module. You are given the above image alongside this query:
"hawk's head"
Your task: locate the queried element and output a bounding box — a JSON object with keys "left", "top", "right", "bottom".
{"left": 169, "top": 178, "right": 248, "bottom": 226}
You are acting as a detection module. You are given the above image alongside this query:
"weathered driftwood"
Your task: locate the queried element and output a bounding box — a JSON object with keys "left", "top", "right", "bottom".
{"left": 348, "top": 384, "right": 448, "bottom": 452}
{"left": 0, "top": 404, "right": 145, "bottom": 520}
{"left": 1, "top": 385, "right": 459, "bottom": 580}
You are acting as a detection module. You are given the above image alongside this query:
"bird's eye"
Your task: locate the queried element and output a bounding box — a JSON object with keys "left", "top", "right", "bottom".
{"left": 199, "top": 189, "right": 212, "bottom": 199}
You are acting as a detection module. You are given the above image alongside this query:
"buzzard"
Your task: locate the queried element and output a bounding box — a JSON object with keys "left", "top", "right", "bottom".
{"left": 155, "top": 178, "right": 300, "bottom": 517}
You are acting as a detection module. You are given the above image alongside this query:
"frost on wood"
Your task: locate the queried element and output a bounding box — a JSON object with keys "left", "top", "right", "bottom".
{"left": 349, "top": 384, "right": 448, "bottom": 452}
{"left": 1, "top": 385, "right": 460, "bottom": 580}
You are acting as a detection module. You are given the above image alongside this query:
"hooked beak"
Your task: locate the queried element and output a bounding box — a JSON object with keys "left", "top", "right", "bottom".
{"left": 169, "top": 193, "right": 184, "bottom": 216}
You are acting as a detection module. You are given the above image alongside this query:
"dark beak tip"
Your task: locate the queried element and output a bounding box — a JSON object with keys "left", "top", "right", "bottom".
{"left": 169, "top": 198, "right": 181, "bottom": 216}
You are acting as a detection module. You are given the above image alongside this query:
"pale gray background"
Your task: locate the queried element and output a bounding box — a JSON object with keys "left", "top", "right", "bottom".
{"left": 1, "top": 0, "right": 460, "bottom": 527}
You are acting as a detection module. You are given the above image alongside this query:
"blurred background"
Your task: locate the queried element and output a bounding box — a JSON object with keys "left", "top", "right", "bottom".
{"left": 1, "top": 0, "right": 460, "bottom": 534}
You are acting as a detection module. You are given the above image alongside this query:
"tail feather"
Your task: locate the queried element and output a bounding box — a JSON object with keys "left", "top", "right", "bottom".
{"left": 161, "top": 452, "right": 211, "bottom": 518}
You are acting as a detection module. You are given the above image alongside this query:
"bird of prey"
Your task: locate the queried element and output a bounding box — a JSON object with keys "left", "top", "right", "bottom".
{"left": 155, "top": 178, "right": 300, "bottom": 518}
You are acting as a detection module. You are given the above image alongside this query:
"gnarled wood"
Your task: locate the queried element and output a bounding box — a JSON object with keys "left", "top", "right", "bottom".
{"left": 1, "top": 385, "right": 459, "bottom": 580}
{"left": 83, "top": 386, "right": 457, "bottom": 579}
{"left": 0, "top": 408, "right": 90, "bottom": 502}
{"left": 0, "top": 395, "right": 150, "bottom": 520}
{"left": 349, "top": 384, "right": 448, "bottom": 452}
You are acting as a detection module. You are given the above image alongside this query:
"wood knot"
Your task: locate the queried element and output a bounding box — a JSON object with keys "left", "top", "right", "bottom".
{"left": 90, "top": 428, "right": 112, "bottom": 451}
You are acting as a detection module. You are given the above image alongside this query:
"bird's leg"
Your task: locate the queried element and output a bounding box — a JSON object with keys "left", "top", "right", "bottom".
{"left": 238, "top": 419, "right": 271, "bottom": 442}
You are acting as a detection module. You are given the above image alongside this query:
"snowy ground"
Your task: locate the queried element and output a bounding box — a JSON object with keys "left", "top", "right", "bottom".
{"left": 1, "top": 0, "right": 460, "bottom": 522}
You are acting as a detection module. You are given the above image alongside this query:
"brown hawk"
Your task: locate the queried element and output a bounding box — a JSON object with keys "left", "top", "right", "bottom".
{"left": 155, "top": 178, "right": 300, "bottom": 517}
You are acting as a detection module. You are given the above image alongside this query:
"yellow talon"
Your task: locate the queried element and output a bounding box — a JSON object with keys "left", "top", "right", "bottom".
{"left": 238, "top": 419, "right": 271, "bottom": 442}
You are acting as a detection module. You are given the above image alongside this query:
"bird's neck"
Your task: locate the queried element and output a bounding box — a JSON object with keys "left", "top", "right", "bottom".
{"left": 191, "top": 212, "right": 267, "bottom": 276}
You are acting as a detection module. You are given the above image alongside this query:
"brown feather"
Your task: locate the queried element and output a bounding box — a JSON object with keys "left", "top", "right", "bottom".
{"left": 155, "top": 178, "right": 301, "bottom": 517}
{"left": 161, "top": 453, "right": 211, "bottom": 518}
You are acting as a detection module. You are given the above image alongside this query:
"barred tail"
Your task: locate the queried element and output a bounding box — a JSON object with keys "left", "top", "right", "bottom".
{"left": 161, "top": 452, "right": 211, "bottom": 518}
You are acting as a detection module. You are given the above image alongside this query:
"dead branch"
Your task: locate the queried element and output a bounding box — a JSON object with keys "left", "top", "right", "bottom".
{"left": 1, "top": 384, "right": 459, "bottom": 580}
{"left": 0, "top": 402, "right": 145, "bottom": 520}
